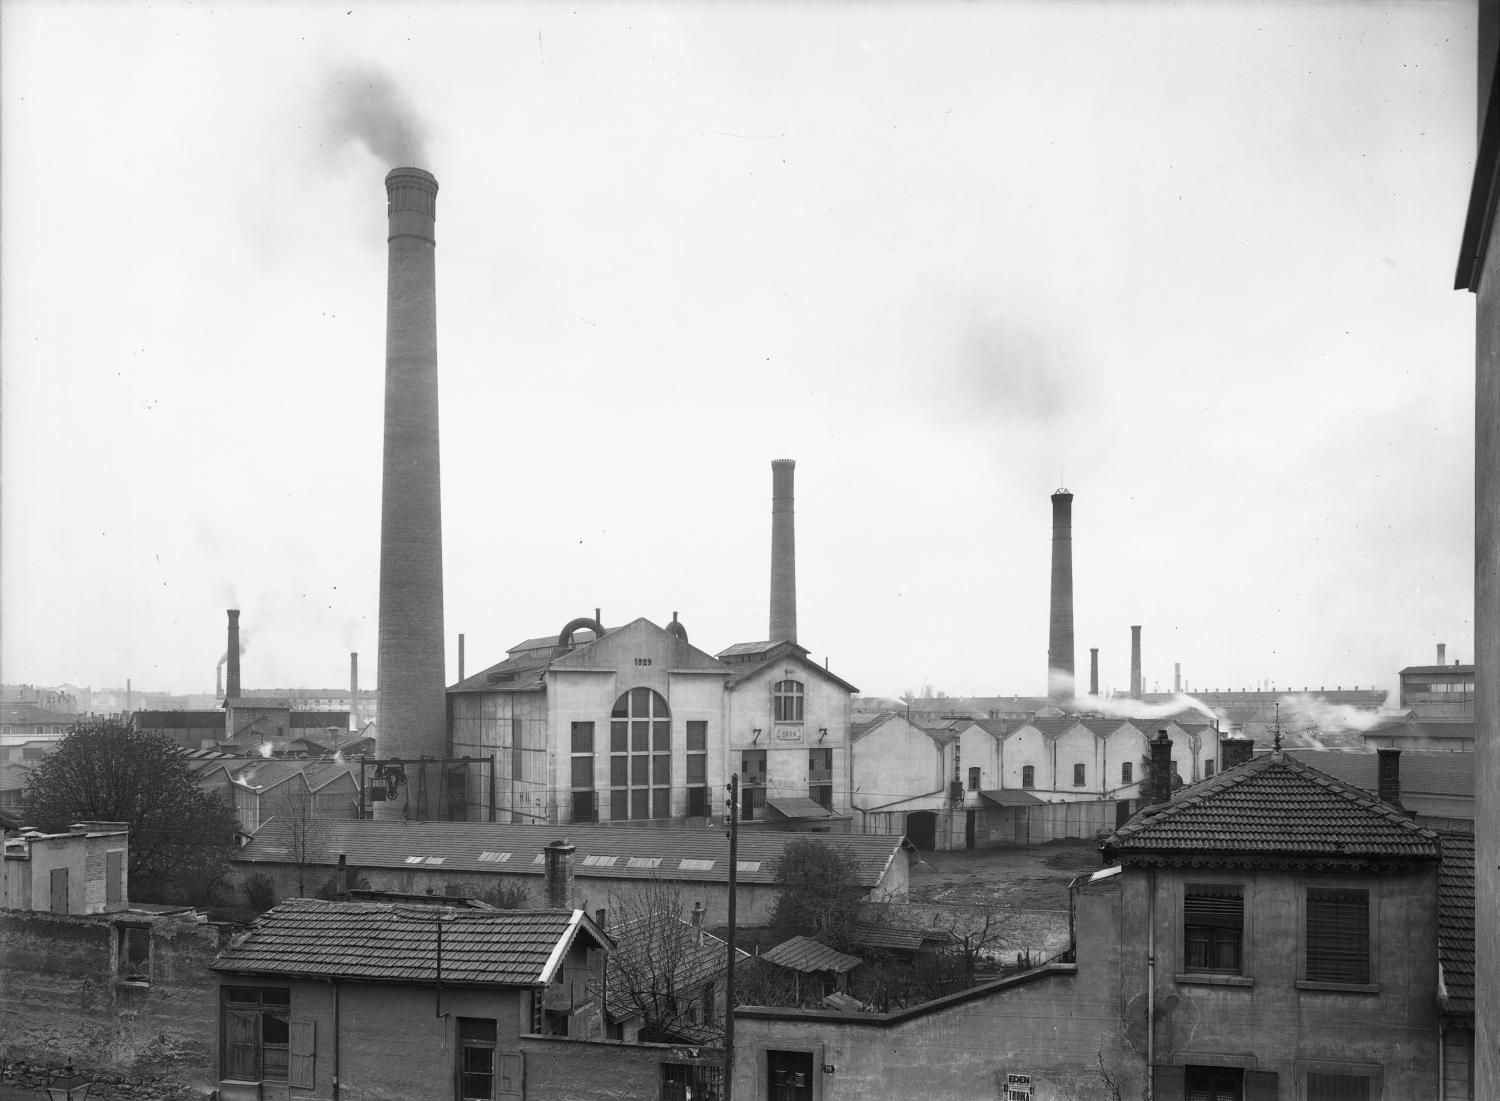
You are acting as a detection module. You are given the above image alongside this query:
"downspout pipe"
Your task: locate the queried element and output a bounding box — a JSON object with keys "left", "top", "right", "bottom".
{"left": 1147, "top": 866, "right": 1157, "bottom": 1100}
{"left": 328, "top": 977, "right": 341, "bottom": 1101}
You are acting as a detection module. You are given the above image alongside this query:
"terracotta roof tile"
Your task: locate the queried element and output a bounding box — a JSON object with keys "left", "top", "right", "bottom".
{"left": 1101, "top": 752, "right": 1440, "bottom": 861}
{"left": 1437, "top": 831, "right": 1475, "bottom": 1015}
{"left": 211, "top": 898, "right": 600, "bottom": 985}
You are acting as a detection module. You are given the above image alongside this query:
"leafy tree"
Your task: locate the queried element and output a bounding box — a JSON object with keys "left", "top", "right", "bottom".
{"left": 24, "top": 720, "right": 240, "bottom": 904}
{"left": 768, "top": 837, "right": 867, "bottom": 951}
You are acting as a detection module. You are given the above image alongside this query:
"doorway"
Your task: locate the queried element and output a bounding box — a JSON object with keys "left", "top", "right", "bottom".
{"left": 768, "top": 1050, "right": 814, "bottom": 1101}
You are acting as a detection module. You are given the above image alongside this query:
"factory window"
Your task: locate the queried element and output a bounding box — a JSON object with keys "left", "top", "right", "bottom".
{"left": 1306, "top": 888, "right": 1370, "bottom": 985}
{"left": 741, "top": 785, "right": 767, "bottom": 821}
{"left": 572, "top": 791, "right": 596, "bottom": 824}
{"left": 1073, "top": 763, "right": 1086, "bottom": 787}
{"left": 571, "top": 721, "right": 594, "bottom": 753}
{"left": 610, "top": 689, "right": 670, "bottom": 820}
{"left": 1121, "top": 761, "right": 1133, "bottom": 784}
{"left": 1203, "top": 759, "right": 1215, "bottom": 778}
{"left": 1021, "top": 765, "right": 1034, "bottom": 789}
{"left": 457, "top": 1017, "right": 496, "bottom": 1101}
{"left": 1184, "top": 885, "right": 1243, "bottom": 974}
{"left": 742, "top": 749, "right": 767, "bottom": 787}
{"left": 773, "top": 680, "right": 805, "bottom": 722}
{"left": 809, "top": 748, "right": 832, "bottom": 783}
{"left": 967, "top": 766, "right": 980, "bottom": 791}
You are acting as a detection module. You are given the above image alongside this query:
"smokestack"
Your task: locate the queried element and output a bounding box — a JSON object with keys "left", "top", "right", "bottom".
{"left": 1437, "top": 642, "right": 1447, "bottom": 665}
{"left": 1089, "top": 648, "right": 1099, "bottom": 697}
{"left": 1130, "top": 626, "right": 1143, "bottom": 699}
{"left": 769, "top": 459, "right": 798, "bottom": 644}
{"left": 1047, "top": 489, "right": 1075, "bottom": 700}
{"left": 458, "top": 633, "right": 465, "bottom": 682}
{"left": 1377, "top": 748, "right": 1404, "bottom": 810}
{"left": 377, "top": 167, "right": 447, "bottom": 769}
{"left": 1174, "top": 663, "right": 1181, "bottom": 694}
{"left": 226, "top": 610, "right": 242, "bottom": 701}
{"left": 350, "top": 652, "right": 359, "bottom": 731}
{"left": 544, "top": 838, "right": 576, "bottom": 910}
{"left": 1147, "top": 729, "right": 1173, "bottom": 806}
{"left": 215, "top": 664, "right": 222, "bottom": 699}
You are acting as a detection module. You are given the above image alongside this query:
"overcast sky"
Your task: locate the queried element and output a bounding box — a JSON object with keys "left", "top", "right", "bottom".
{"left": 0, "top": 0, "right": 1479, "bottom": 704}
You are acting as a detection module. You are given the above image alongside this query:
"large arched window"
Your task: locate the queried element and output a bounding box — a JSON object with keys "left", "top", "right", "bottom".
{"left": 609, "top": 688, "right": 670, "bottom": 820}
{"left": 773, "top": 680, "right": 804, "bottom": 722}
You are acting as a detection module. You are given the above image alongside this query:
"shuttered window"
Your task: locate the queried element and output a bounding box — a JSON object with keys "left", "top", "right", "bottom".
{"left": 220, "top": 987, "right": 298, "bottom": 1084}
{"left": 1306, "top": 888, "right": 1370, "bottom": 984}
{"left": 1184, "top": 886, "right": 1243, "bottom": 973}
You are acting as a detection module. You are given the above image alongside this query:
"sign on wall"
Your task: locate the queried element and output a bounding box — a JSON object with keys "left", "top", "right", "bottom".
{"left": 1005, "top": 1073, "right": 1032, "bottom": 1100}
{"left": 774, "top": 726, "right": 803, "bottom": 743}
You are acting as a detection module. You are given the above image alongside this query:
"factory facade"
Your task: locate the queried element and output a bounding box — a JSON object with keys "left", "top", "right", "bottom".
{"left": 448, "top": 617, "right": 856, "bottom": 830}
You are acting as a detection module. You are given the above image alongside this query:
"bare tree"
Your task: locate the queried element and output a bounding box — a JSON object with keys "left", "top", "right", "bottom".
{"left": 597, "top": 879, "right": 726, "bottom": 1042}
{"left": 267, "top": 788, "right": 331, "bottom": 898}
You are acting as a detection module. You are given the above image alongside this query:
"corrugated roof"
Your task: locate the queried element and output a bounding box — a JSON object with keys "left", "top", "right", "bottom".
{"left": 1101, "top": 752, "right": 1440, "bottom": 862}
{"left": 1437, "top": 831, "right": 1475, "bottom": 1016}
{"left": 212, "top": 898, "right": 602, "bottom": 985}
{"left": 767, "top": 797, "right": 842, "bottom": 820}
{"left": 761, "top": 935, "right": 862, "bottom": 974}
{"left": 236, "top": 820, "right": 903, "bottom": 888}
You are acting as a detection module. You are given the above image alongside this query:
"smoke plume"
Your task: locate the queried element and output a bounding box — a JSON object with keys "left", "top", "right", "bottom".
{"left": 1276, "top": 692, "right": 1390, "bottom": 735}
{"left": 324, "top": 66, "right": 430, "bottom": 167}
{"left": 1073, "top": 691, "right": 1222, "bottom": 725}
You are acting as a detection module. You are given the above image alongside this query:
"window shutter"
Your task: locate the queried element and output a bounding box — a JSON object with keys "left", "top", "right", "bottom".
{"left": 1154, "top": 1064, "right": 1186, "bottom": 1101}
{"left": 289, "top": 1019, "right": 315, "bottom": 1089}
{"left": 1244, "top": 1070, "right": 1278, "bottom": 1101}
{"left": 1184, "top": 888, "right": 1243, "bottom": 929}
{"left": 224, "top": 1008, "right": 260, "bottom": 1080}
{"left": 1306, "top": 889, "right": 1370, "bottom": 983}
{"left": 496, "top": 1052, "right": 524, "bottom": 1099}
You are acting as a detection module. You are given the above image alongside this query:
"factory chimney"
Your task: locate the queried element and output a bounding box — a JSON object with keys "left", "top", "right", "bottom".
{"left": 377, "top": 167, "right": 448, "bottom": 768}
{"left": 1437, "top": 642, "right": 1447, "bottom": 665}
{"left": 1130, "top": 625, "right": 1142, "bottom": 700}
{"left": 215, "top": 664, "right": 222, "bottom": 699}
{"left": 226, "top": 610, "right": 242, "bottom": 701}
{"left": 1174, "top": 663, "right": 1181, "bottom": 694}
{"left": 1047, "top": 488, "right": 1075, "bottom": 700}
{"left": 1089, "top": 648, "right": 1099, "bottom": 697}
{"left": 349, "top": 652, "right": 359, "bottom": 731}
{"left": 769, "top": 459, "right": 798, "bottom": 644}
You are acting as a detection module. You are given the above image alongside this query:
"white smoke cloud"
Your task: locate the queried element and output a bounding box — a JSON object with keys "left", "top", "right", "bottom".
{"left": 1070, "top": 691, "right": 1223, "bottom": 725}
{"left": 1275, "top": 691, "right": 1390, "bottom": 735}
{"left": 323, "top": 66, "right": 430, "bottom": 168}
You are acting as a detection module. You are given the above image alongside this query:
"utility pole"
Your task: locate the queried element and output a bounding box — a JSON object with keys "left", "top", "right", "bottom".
{"left": 724, "top": 772, "right": 739, "bottom": 1101}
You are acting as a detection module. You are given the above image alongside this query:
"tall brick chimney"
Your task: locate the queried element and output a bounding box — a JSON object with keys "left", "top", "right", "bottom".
{"left": 349, "top": 652, "right": 359, "bottom": 731}
{"left": 1377, "top": 748, "right": 1404, "bottom": 810}
{"left": 1130, "top": 626, "right": 1143, "bottom": 699}
{"left": 1437, "top": 642, "right": 1447, "bottom": 665}
{"left": 226, "top": 609, "right": 242, "bottom": 701}
{"left": 1146, "top": 729, "right": 1173, "bottom": 806}
{"left": 1047, "top": 489, "right": 1075, "bottom": 700}
{"left": 544, "top": 838, "right": 576, "bottom": 910}
{"left": 377, "top": 167, "right": 447, "bottom": 769}
{"left": 1089, "top": 648, "right": 1100, "bottom": 697}
{"left": 769, "top": 459, "right": 798, "bottom": 644}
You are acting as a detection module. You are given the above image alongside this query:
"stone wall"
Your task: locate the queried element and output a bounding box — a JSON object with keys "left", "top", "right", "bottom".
{"left": 518, "top": 1034, "right": 723, "bottom": 1101}
{"left": 0, "top": 909, "right": 229, "bottom": 1093}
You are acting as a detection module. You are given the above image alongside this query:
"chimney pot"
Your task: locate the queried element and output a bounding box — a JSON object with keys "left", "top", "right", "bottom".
{"left": 1220, "top": 736, "right": 1254, "bottom": 771}
{"left": 1146, "top": 729, "right": 1173, "bottom": 806}
{"left": 544, "top": 838, "right": 576, "bottom": 910}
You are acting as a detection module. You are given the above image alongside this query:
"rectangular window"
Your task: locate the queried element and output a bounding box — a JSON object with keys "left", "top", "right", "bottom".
{"left": 118, "top": 924, "right": 152, "bottom": 983}
{"left": 221, "top": 987, "right": 293, "bottom": 1083}
{"left": 572, "top": 790, "right": 596, "bottom": 824}
{"left": 810, "top": 784, "right": 833, "bottom": 809}
{"left": 1306, "top": 1071, "right": 1370, "bottom": 1100}
{"left": 1073, "top": 763, "right": 1086, "bottom": 787}
{"left": 686, "top": 720, "right": 707, "bottom": 751}
{"left": 1184, "top": 1065, "right": 1243, "bottom": 1100}
{"left": 106, "top": 850, "right": 124, "bottom": 904}
{"left": 631, "top": 788, "right": 650, "bottom": 820}
{"left": 652, "top": 787, "right": 671, "bottom": 820}
{"left": 610, "top": 722, "right": 627, "bottom": 752}
{"left": 609, "top": 790, "right": 627, "bottom": 821}
{"left": 686, "top": 755, "right": 706, "bottom": 784}
{"left": 1021, "top": 765, "right": 1035, "bottom": 789}
{"left": 809, "top": 748, "right": 832, "bottom": 782}
{"left": 610, "top": 756, "right": 628, "bottom": 787}
{"left": 653, "top": 721, "right": 671, "bottom": 749}
{"left": 458, "top": 1017, "right": 497, "bottom": 1101}
{"left": 1184, "top": 886, "right": 1243, "bottom": 973}
{"left": 1306, "top": 888, "right": 1370, "bottom": 984}
{"left": 631, "top": 756, "right": 649, "bottom": 785}
{"left": 570, "top": 721, "right": 594, "bottom": 753}
{"left": 663, "top": 1063, "right": 723, "bottom": 1101}
{"left": 1121, "top": 761, "right": 1133, "bottom": 784}
{"left": 741, "top": 786, "right": 767, "bottom": 821}
{"left": 652, "top": 754, "right": 671, "bottom": 785}
{"left": 1203, "top": 759, "right": 1215, "bottom": 778}
{"left": 687, "top": 787, "right": 708, "bottom": 817}
{"left": 570, "top": 757, "right": 594, "bottom": 789}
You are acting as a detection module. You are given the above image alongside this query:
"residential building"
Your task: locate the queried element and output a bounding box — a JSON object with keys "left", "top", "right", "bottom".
{"left": 1, "top": 821, "right": 129, "bottom": 914}
{"left": 732, "top": 747, "right": 1447, "bottom": 1100}
{"left": 230, "top": 820, "right": 908, "bottom": 926}
{"left": 209, "top": 898, "right": 611, "bottom": 1101}
{"left": 603, "top": 906, "right": 747, "bottom": 1045}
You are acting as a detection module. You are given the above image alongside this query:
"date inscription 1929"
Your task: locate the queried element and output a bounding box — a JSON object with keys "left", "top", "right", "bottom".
{"left": 634, "top": 658, "right": 653, "bottom": 667}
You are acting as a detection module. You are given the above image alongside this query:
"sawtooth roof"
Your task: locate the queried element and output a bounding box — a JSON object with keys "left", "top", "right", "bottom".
{"left": 211, "top": 898, "right": 604, "bottom": 986}
{"left": 1437, "top": 831, "right": 1475, "bottom": 1016}
{"left": 236, "top": 819, "right": 904, "bottom": 888}
{"left": 1101, "top": 751, "right": 1440, "bottom": 863}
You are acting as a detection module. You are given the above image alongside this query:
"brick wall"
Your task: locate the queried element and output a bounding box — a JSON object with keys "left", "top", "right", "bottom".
{"left": 519, "top": 1034, "right": 723, "bottom": 1101}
